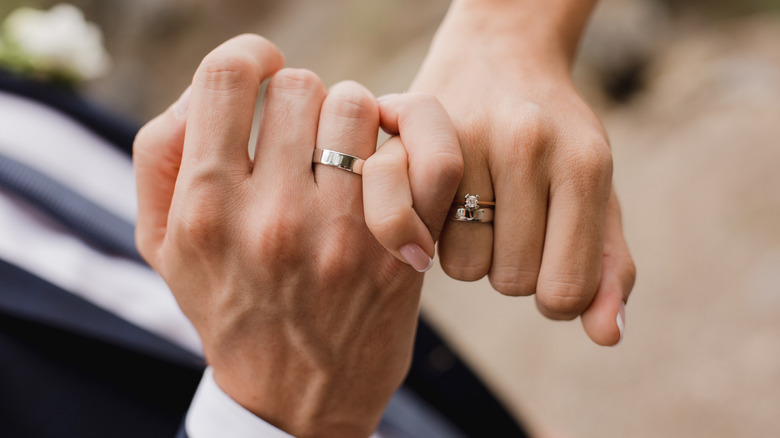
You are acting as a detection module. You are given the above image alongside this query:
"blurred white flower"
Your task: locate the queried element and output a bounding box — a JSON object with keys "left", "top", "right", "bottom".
{"left": 0, "top": 4, "right": 111, "bottom": 83}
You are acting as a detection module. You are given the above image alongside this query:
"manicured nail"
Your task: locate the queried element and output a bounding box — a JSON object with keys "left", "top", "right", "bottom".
{"left": 377, "top": 93, "right": 400, "bottom": 103}
{"left": 616, "top": 301, "right": 626, "bottom": 345}
{"left": 399, "top": 243, "right": 434, "bottom": 273}
{"left": 173, "top": 86, "right": 192, "bottom": 119}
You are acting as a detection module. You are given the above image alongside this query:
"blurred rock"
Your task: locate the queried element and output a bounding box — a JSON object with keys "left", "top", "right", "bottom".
{"left": 576, "top": 0, "right": 672, "bottom": 105}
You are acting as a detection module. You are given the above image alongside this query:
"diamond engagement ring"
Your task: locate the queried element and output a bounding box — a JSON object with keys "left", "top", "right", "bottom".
{"left": 450, "top": 194, "right": 495, "bottom": 223}
{"left": 312, "top": 148, "right": 365, "bottom": 175}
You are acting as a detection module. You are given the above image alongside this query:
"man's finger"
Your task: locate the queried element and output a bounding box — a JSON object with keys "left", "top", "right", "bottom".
{"left": 182, "top": 34, "right": 284, "bottom": 183}
{"left": 133, "top": 86, "right": 190, "bottom": 265}
{"left": 314, "top": 81, "right": 379, "bottom": 199}
{"left": 580, "top": 188, "right": 636, "bottom": 346}
{"left": 253, "top": 68, "right": 326, "bottom": 185}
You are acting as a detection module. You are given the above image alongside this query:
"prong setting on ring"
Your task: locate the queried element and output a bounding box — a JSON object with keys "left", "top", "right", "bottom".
{"left": 450, "top": 194, "right": 495, "bottom": 223}
{"left": 465, "top": 194, "right": 479, "bottom": 210}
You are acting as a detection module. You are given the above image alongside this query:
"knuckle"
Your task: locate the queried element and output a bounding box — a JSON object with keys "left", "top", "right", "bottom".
{"left": 324, "top": 81, "right": 377, "bottom": 121}
{"left": 252, "top": 216, "right": 305, "bottom": 266}
{"left": 172, "top": 205, "right": 229, "bottom": 252}
{"left": 563, "top": 144, "right": 613, "bottom": 189}
{"left": 501, "top": 107, "right": 549, "bottom": 168}
{"left": 270, "top": 68, "right": 323, "bottom": 97}
{"left": 489, "top": 268, "right": 539, "bottom": 296}
{"left": 366, "top": 210, "right": 409, "bottom": 243}
{"left": 537, "top": 274, "right": 598, "bottom": 319}
{"left": 167, "top": 182, "right": 239, "bottom": 251}
{"left": 515, "top": 124, "right": 547, "bottom": 161}
{"left": 433, "top": 149, "right": 464, "bottom": 188}
{"left": 421, "top": 129, "right": 463, "bottom": 184}
{"left": 196, "top": 50, "right": 260, "bottom": 92}
{"left": 318, "top": 248, "right": 356, "bottom": 284}
{"left": 315, "top": 215, "right": 364, "bottom": 278}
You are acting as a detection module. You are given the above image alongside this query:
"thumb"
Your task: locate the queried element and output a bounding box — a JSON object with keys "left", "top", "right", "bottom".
{"left": 133, "top": 86, "right": 190, "bottom": 266}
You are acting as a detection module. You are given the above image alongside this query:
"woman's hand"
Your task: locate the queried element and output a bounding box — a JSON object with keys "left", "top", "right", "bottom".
{"left": 133, "top": 35, "right": 461, "bottom": 437}
{"left": 410, "top": 0, "right": 636, "bottom": 346}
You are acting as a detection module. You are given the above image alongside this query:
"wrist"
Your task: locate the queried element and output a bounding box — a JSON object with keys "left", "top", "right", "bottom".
{"left": 438, "top": 0, "right": 597, "bottom": 73}
{"left": 212, "top": 362, "right": 381, "bottom": 438}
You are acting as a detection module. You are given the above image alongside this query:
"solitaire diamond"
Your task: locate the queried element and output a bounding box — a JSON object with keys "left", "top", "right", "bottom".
{"left": 464, "top": 194, "right": 479, "bottom": 210}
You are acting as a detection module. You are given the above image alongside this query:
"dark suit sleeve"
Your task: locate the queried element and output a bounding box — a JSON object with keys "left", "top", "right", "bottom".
{"left": 176, "top": 424, "right": 189, "bottom": 438}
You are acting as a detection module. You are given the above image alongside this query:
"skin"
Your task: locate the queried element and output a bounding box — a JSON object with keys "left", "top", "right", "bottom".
{"left": 133, "top": 0, "right": 638, "bottom": 431}
{"left": 406, "top": 0, "right": 637, "bottom": 346}
{"left": 133, "top": 35, "right": 462, "bottom": 437}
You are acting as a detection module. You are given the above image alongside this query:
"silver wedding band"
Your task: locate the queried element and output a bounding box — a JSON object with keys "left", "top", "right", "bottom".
{"left": 312, "top": 148, "right": 365, "bottom": 175}
{"left": 450, "top": 207, "right": 494, "bottom": 223}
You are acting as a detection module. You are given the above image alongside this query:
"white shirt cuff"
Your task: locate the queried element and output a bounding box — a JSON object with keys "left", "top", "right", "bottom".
{"left": 186, "top": 367, "right": 295, "bottom": 438}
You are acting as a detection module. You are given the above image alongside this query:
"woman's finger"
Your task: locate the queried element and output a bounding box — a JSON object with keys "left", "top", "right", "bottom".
{"left": 580, "top": 188, "right": 636, "bottom": 346}
{"left": 536, "top": 143, "right": 613, "bottom": 321}
{"left": 133, "top": 86, "right": 190, "bottom": 265}
{"left": 380, "top": 93, "right": 489, "bottom": 280}
{"left": 487, "top": 133, "right": 549, "bottom": 297}
{"left": 377, "top": 93, "right": 463, "bottom": 242}
{"left": 363, "top": 137, "right": 435, "bottom": 272}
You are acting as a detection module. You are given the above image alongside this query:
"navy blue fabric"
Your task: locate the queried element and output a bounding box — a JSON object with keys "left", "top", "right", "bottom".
{"left": 405, "top": 317, "right": 529, "bottom": 437}
{"left": 0, "top": 259, "right": 203, "bottom": 438}
{"left": 0, "top": 258, "right": 204, "bottom": 369}
{"left": 0, "top": 153, "right": 144, "bottom": 263}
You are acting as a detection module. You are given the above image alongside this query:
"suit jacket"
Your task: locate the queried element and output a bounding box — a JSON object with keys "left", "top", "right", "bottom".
{"left": 0, "top": 70, "right": 528, "bottom": 438}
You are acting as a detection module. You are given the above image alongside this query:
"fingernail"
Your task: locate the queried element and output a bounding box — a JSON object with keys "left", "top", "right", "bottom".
{"left": 615, "top": 301, "right": 626, "bottom": 345}
{"left": 173, "top": 86, "right": 192, "bottom": 119}
{"left": 399, "top": 243, "right": 434, "bottom": 273}
{"left": 377, "top": 93, "right": 400, "bottom": 103}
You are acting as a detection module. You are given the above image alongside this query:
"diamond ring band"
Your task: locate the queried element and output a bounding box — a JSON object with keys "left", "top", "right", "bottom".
{"left": 450, "top": 194, "right": 495, "bottom": 223}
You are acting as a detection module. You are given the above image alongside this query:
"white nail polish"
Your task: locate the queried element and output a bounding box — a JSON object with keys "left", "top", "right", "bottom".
{"left": 399, "top": 243, "right": 434, "bottom": 273}
{"left": 615, "top": 301, "right": 626, "bottom": 345}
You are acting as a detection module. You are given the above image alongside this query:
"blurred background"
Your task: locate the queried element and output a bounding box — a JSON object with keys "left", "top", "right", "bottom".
{"left": 2, "top": 0, "right": 778, "bottom": 436}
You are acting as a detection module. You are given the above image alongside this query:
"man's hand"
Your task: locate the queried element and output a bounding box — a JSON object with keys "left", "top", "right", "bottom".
{"left": 410, "top": 0, "right": 636, "bottom": 345}
{"left": 133, "top": 35, "right": 461, "bottom": 437}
